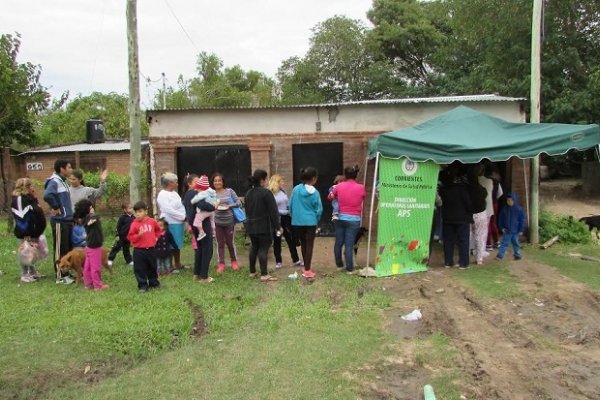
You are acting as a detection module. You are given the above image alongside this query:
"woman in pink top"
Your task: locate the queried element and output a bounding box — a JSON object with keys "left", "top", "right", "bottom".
{"left": 328, "top": 165, "right": 365, "bottom": 273}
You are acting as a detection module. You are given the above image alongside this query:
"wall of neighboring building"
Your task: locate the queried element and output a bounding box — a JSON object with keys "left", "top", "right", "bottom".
{"left": 11, "top": 149, "right": 150, "bottom": 215}
{"left": 20, "top": 151, "right": 133, "bottom": 180}
{"left": 148, "top": 102, "right": 524, "bottom": 138}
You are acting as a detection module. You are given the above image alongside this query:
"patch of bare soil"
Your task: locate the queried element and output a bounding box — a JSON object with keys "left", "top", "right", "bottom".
{"left": 185, "top": 299, "right": 206, "bottom": 337}
{"left": 294, "top": 179, "right": 600, "bottom": 400}
{"left": 540, "top": 179, "right": 600, "bottom": 217}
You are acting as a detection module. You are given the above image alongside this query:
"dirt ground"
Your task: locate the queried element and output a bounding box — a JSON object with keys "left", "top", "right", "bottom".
{"left": 285, "top": 179, "right": 600, "bottom": 400}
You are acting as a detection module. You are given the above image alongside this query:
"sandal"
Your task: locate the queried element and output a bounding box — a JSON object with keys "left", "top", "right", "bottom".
{"left": 249, "top": 272, "right": 257, "bottom": 278}
{"left": 260, "top": 275, "right": 278, "bottom": 282}
{"left": 198, "top": 277, "right": 214, "bottom": 284}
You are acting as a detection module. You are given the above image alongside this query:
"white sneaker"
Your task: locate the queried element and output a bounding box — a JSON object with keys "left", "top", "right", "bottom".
{"left": 197, "top": 231, "right": 207, "bottom": 241}
{"left": 128, "top": 262, "right": 134, "bottom": 267}
{"left": 275, "top": 262, "right": 283, "bottom": 269}
{"left": 293, "top": 260, "right": 304, "bottom": 267}
{"left": 62, "top": 276, "right": 75, "bottom": 285}
{"left": 108, "top": 260, "right": 113, "bottom": 267}
{"left": 20, "top": 275, "right": 35, "bottom": 283}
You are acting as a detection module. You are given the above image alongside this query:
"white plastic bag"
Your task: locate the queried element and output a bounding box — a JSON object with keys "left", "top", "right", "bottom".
{"left": 37, "top": 234, "right": 49, "bottom": 259}
{"left": 401, "top": 309, "right": 422, "bottom": 321}
{"left": 17, "top": 240, "right": 40, "bottom": 266}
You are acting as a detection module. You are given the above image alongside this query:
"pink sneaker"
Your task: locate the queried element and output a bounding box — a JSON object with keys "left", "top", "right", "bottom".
{"left": 231, "top": 261, "right": 239, "bottom": 270}
{"left": 302, "top": 270, "right": 315, "bottom": 279}
{"left": 217, "top": 263, "right": 225, "bottom": 273}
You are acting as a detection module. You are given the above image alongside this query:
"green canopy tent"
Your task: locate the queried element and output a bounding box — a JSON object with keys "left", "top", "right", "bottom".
{"left": 363, "top": 106, "right": 600, "bottom": 273}
{"left": 368, "top": 106, "right": 600, "bottom": 163}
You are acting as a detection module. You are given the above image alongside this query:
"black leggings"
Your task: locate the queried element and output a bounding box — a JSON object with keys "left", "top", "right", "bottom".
{"left": 273, "top": 215, "right": 300, "bottom": 263}
{"left": 293, "top": 226, "right": 316, "bottom": 270}
{"left": 249, "top": 233, "right": 272, "bottom": 276}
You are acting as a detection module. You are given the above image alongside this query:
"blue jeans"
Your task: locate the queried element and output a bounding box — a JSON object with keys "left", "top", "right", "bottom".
{"left": 334, "top": 219, "right": 360, "bottom": 272}
{"left": 157, "top": 257, "right": 171, "bottom": 274}
{"left": 497, "top": 232, "right": 521, "bottom": 259}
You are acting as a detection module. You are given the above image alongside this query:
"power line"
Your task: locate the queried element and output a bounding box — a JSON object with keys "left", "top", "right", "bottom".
{"left": 164, "top": 0, "right": 199, "bottom": 52}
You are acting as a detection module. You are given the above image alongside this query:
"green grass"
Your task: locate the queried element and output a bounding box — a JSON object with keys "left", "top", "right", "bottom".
{"left": 453, "top": 262, "right": 523, "bottom": 300}
{"left": 0, "top": 220, "right": 392, "bottom": 400}
{"left": 528, "top": 243, "right": 600, "bottom": 291}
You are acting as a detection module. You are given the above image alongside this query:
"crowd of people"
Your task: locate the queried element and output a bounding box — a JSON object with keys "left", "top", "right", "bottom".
{"left": 9, "top": 158, "right": 524, "bottom": 290}
{"left": 437, "top": 162, "right": 525, "bottom": 269}
{"left": 9, "top": 159, "right": 369, "bottom": 291}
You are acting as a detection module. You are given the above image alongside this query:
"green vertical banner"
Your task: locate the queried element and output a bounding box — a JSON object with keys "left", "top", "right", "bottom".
{"left": 375, "top": 157, "right": 439, "bottom": 276}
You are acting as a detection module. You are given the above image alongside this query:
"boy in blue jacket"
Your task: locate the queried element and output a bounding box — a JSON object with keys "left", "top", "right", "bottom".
{"left": 495, "top": 192, "right": 525, "bottom": 261}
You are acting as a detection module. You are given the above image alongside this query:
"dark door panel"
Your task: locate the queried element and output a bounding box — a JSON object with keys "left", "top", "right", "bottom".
{"left": 177, "top": 146, "right": 251, "bottom": 196}
{"left": 292, "top": 143, "right": 343, "bottom": 235}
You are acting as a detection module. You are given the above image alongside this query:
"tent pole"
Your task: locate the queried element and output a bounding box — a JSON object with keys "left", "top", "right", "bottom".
{"left": 362, "top": 156, "right": 369, "bottom": 226}
{"left": 366, "top": 152, "right": 380, "bottom": 270}
{"left": 523, "top": 159, "right": 530, "bottom": 228}
{"left": 529, "top": 0, "right": 543, "bottom": 244}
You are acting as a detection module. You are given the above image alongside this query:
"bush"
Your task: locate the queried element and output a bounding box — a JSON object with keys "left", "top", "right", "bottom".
{"left": 82, "top": 169, "right": 151, "bottom": 214}
{"left": 539, "top": 210, "right": 591, "bottom": 244}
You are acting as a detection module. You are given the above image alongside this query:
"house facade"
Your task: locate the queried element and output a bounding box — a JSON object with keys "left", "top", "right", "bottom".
{"left": 146, "top": 94, "right": 528, "bottom": 233}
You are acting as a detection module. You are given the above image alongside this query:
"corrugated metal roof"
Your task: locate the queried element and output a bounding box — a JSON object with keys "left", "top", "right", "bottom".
{"left": 147, "top": 94, "right": 526, "bottom": 112}
{"left": 20, "top": 140, "right": 149, "bottom": 155}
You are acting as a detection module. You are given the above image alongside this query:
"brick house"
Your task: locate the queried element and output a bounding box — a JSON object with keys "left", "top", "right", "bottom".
{"left": 146, "top": 94, "right": 528, "bottom": 233}
{"left": 6, "top": 141, "right": 150, "bottom": 214}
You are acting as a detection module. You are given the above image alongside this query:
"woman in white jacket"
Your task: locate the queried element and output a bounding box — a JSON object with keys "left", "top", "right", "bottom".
{"left": 156, "top": 172, "right": 187, "bottom": 271}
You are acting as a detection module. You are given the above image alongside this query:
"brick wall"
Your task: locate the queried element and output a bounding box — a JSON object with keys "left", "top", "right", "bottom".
{"left": 150, "top": 131, "right": 381, "bottom": 226}
{"left": 10, "top": 149, "right": 150, "bottom": 216}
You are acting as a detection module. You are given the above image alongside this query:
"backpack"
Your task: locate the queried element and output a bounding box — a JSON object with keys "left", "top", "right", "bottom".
{"left": 13, "top": 208, "right": 35, "bottom": 239}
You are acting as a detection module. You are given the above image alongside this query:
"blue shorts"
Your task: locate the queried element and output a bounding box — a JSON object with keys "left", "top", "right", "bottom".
{"left": 168, "top": 223, "right": 184, "bottom": 249}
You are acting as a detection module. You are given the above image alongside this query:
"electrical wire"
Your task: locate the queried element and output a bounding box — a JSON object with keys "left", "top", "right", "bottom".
{"left": 163, "top": 0, "right": 199, "bottom": 52}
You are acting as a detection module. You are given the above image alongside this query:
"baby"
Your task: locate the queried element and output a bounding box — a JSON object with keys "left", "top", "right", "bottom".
{"left": 190, "top": 175, "right": 218, "bottom": 241}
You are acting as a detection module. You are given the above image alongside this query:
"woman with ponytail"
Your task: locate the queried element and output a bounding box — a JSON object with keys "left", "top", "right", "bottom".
{"left": 245, "top": 169, "right": 281, "bottom": 282}
{"left": 289, "top": 167, "right": 322, "bottom": 279}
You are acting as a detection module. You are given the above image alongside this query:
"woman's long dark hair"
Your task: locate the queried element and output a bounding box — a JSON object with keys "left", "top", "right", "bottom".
{"left": 299, "top": 167, "right": 318, "bottom": 183}
{"left": 248, "top": 169, "right": 268, "bottom": 188}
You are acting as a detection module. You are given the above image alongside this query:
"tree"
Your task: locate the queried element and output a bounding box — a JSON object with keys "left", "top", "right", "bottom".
{"left": 36, "top": 92, "right": 148, "bottom": 145}
{"left": 277, "top": 15, "right": 400, "bottom": 104}
{"left": 155, "top": 52, "right": 277, "bottom": 109}
{"left": 366, "top": 0, "right": 600, "bottom": 126}
{"left": 0, "top": 33, "right": 49, "bottom": 214}
{"left": 0, "top": 33, "right": 49, "bottom": 147}
{"left": 367, "top": 0, "right": 445, "bottom": 86}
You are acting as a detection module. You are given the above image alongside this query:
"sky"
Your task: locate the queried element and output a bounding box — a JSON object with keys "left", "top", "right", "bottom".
{"left": 1, "top": 0, "right": 373, "bottom": 107}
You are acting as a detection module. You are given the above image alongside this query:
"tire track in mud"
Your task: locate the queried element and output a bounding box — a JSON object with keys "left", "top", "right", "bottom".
{"left": 370, "top": 261, "right": 600, "bottom": 400}
{"left": 416, "top": 263, "right": 600, "bottom": 400}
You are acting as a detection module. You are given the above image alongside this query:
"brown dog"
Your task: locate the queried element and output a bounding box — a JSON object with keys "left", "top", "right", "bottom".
{"left": 58, "top": 247, "right": 112, "bottom": 284}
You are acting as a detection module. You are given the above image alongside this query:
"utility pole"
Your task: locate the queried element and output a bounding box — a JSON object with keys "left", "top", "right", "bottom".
{"left": 162, "top": 72, "right": 167, "bottom": 110}
{"left": 127, "top": 0, "right": 142, "bottom": 203}
{"left": 529, "top": 0, "right": 543, "bottom": 244}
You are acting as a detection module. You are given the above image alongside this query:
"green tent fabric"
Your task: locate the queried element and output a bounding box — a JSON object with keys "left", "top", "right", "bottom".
{"left": 368, "top": 106, "right": 600, "bottom": 164}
